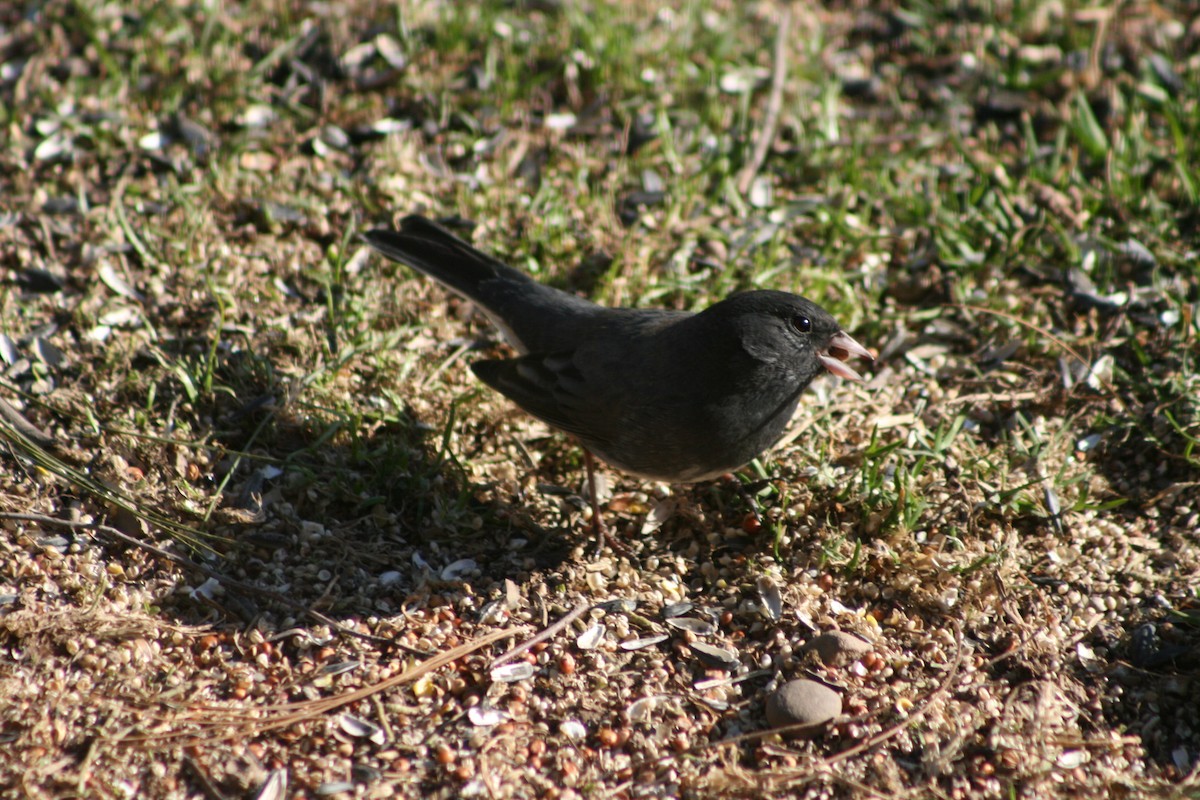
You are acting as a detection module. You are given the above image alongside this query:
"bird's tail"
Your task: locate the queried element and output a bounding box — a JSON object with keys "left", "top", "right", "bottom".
{"left": 363, "top": 215, "right": 534, "bottom": 302}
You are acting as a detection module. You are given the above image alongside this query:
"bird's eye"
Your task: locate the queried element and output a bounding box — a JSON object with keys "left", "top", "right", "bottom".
{"left": 790, "top": 315, "right": 812, "bottom": 333}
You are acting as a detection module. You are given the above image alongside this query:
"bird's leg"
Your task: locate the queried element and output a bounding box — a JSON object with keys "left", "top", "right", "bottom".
{"left": 724, "top": 471, "right": 768, "bottom": 532}
{"left": 584, "top": 449, "right": 630, "bottom": 557}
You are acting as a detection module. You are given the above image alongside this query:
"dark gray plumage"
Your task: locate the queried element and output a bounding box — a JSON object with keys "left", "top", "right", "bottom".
{"left": 364, "top": 215, "right": 871, "bottom": 483}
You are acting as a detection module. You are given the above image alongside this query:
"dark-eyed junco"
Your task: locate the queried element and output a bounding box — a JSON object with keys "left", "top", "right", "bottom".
{"left": 365, "top": 215, "right": 871, "bottom": 535}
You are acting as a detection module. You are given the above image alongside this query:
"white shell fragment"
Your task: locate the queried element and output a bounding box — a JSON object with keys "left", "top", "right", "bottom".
{"left": 255, "top": 770, "right": 288, "bottom": 800}
{"left": 719, "top": 67, "right": 769, "bottom": 93}
{"left": 576, "top": 623, "right": 606, "bottom": 650}
{"left": 139, "top": 131, "right": 166, "bottom": 150}
{"left": 319, "top": 660, "right": 361, "bottom": 677}
{"left": 756, "top": 576, "right": 783, "bottom": 621}
{"left": 559, "top": 719, "right": 587, "bottom": 741}
{"left": 98, "top": 261, "right": 144, "bottom": 300}
{"left": 640, "top": 498, "right": 676, "bottom": 534}
{"left": 34, "top": 131, "right": 72, "bottom": 162}
{"left": 665, "top": 617, "right": 716, "bottom": 636}
{"left": 189, "top": 577, "right": 223, "bottom": 602}
{"left": 544, "top": 112, "right": 577, "bottom": 130}
{"left": 490, "top": 662, "right": 535, "bottom": 683}
{"left": 468, "top": 706, "right": 510, "bottom": 727}
{"left": 238, "top": 104, "right": 277, "bottom": 128}
{"left": 338, "top": 713, "right": 387, "bottom": 745}
{"left": 478, "top": 599, "right": 509, "bottom": 625}
{"left": 626, "top": 697, "right": 657, "bottom": 723}
{"left": 689, "top": 642, "right": 740, "bottom": 671}
{"left": 0, "top": 333, "right": 17, "bottom": 365}
{"left": 440, "top": 558, "right": 477, "bottom": 581}
{"left": 620, "top": 635, "right": 669, "bottom": 651}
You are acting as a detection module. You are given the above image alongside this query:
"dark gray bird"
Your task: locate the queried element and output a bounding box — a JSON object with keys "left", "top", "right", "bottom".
{"left": 364, "top": 215, "right": 871, "bottom": 525}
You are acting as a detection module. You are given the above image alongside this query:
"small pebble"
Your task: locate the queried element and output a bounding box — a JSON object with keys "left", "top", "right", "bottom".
{"left": 802, "top": 631, "right": 871, "bottom": 666}
{"left": 765, "top": 680, "right": 841, "bottom": 735}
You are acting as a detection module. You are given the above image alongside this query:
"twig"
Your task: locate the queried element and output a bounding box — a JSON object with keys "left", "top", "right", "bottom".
{"left": 489, "top": 599, "right": 592, "bottom": 669}
{"left": 370, "top": 692, "right": 396, "bottom": 746}
{"left": 166, "top": 625, "right": 523, "bottom": 737}
{"left": 825, "top": 621, "right": 965, "bottom": 764}
{"left": 737, "top": 5, "right": 792, "bottom": 195}
{"left": 109, "top": 626, "right": 525, "bottom": 745}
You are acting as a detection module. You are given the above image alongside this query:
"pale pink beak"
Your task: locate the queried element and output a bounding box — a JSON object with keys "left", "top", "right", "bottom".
{"left": 817, "top": 331, "right": 873, "bottom": 381}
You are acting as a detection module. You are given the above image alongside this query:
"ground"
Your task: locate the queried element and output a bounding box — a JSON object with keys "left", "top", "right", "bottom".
{"left": 1, "top": 1, "right": 1198, "bottom": 798}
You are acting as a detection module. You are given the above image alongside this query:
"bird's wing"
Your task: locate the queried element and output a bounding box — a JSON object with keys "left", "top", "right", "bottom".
{"left": 470, "top": 352, "right": 617, "bottom": 444}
